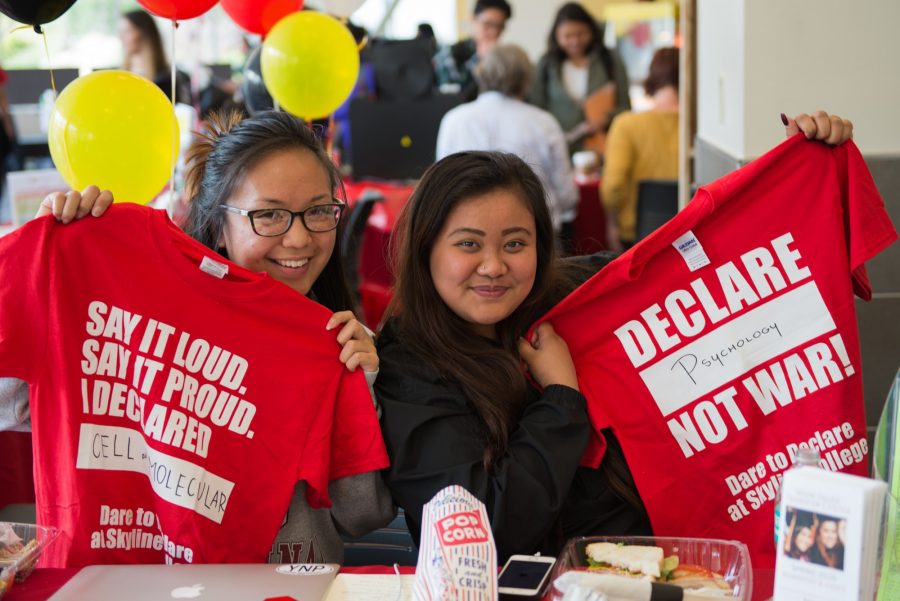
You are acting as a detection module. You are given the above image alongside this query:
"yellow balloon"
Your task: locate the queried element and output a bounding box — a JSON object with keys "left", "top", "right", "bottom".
{"left": 48, "top": 70, "right": 179, "bottom": 205}
{"left": 261, "top": 12, "right": 360, "bottom": 120}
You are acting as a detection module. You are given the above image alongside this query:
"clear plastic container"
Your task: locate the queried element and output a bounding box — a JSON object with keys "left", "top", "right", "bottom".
{"left": 0, "top": 522, "right": 60, "bottom": 598}
{"left": 0, "top": 565, "right": 14, "bottom": 599}
{"left": 550, "top": 535, "right": 752, "bottom": 600}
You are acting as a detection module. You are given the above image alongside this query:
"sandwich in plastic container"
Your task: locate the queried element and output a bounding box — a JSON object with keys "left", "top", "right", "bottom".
{"left": 0, "top": 522, "right": 60, "bottom": 599}
{"left": 550, "top": 536, "right": 751, "bottom": 600}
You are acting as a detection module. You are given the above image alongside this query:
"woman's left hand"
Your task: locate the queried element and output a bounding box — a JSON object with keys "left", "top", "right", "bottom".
{"left": 326, "top": 311, "right": 379, "bottom": 373}
{"left": 785, "top": 111, "right": 853, "bottom": 145}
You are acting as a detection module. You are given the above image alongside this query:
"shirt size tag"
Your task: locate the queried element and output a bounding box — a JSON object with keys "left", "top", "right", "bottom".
{"left": 199, "top": 256, "right": 229, "bottom": 279}
{"left": 672, "top": 230, "right": 710, "bottom": 272}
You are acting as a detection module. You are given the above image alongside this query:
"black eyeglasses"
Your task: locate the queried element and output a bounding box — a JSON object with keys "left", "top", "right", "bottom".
{"left": 221, "top": 202, "right": 345, "bottom": 236}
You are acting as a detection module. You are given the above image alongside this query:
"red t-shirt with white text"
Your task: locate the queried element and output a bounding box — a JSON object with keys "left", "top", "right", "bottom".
{"left": 539, "top": 137, "right": 896, "bottom": 568}
{"left": 0, "top": 205, "right": 389, "bottom": 567}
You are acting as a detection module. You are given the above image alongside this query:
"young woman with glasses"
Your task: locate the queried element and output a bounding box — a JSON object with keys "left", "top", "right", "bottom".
{"left": 1, "top": 109, "right": 394, "bottom": 564}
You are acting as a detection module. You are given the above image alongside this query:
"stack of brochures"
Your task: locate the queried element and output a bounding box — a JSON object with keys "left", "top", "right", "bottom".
{"left": 773, "top": 466, "right": 886, "bottom": 601}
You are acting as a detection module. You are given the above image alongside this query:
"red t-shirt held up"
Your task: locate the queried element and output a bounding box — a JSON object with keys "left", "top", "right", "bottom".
{"left": 0, "top": 205, "right": 389, "bottom": 567}
{"left": 539, "top": 136, "right": 897, "bottom": 568}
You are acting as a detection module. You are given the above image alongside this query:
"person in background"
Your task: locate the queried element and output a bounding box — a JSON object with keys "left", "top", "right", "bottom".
{"left": 416, "top": 23, "right": 438, "bottom": 57}
{"left": 433, "top": 0, "right": 511, "bottom": 102}
{"left": 331, "top": 20, "right": 375, "bottom": 169}
{"left": 119, "top": 9, "right": 192, "bottom": 105}
{"left": 377, "top": 113, "right": 853, "bottom": 562}
{"left": 0, "top": 64, "right": 19, "bottom": 201}
{"left": 530, "top": 2, "right": 630, "bottom": 153}
{"left": 601, "top": 46, "right": 679, "bottom": 251}
{"left": 0, "top": 110, "right": 394, "bottom": 564}
{"left": 436, "top": 44, "right": 578, "bottom": 250}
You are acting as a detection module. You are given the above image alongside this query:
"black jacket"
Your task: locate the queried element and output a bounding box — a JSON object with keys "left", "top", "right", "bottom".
{"left": 376, "top": 316, "right": 651, "bottom": 562}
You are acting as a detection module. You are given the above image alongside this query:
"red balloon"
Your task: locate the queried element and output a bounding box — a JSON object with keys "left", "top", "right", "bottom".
{"left": 221, "top": 0, "right": 304, "bottom": 35}
{"left": 137, "top": 0, "right": 218, "bottom": 21}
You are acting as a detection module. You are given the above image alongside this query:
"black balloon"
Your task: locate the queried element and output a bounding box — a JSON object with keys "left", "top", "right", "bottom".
{"left": 241, "top": 46, "right": 274, "bottom": 116}
{"left": 0, "top": 0, "right": 78, "bottom": 28}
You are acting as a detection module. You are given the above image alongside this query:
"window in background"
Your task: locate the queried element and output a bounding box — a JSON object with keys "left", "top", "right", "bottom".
{"left": 0, "top": 1, "right": 246, "bottom": 75}
{"left": 602, "top": 1, "right": 678, "bottom": 111}
{"left": 324, "top": 0, "right": 456, "bottom": 43}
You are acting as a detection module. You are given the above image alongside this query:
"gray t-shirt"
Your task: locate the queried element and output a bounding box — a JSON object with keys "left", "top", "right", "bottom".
{"left": 268, "top": 474, "right": 395, "bottom": 564}
{"left": 0, "top": 377, "right": 29, "bottom": 431}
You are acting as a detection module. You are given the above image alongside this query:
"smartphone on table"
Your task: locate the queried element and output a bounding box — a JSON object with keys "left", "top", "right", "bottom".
{"left": 498, "top": 554, "right": 557, "bottom": 600}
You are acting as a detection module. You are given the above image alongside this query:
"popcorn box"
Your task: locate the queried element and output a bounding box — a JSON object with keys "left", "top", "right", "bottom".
{"left": 414, "top": 485, "right": 497, "bottom": 600}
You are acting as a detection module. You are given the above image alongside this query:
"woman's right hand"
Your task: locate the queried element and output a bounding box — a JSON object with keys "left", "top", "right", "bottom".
{"left": 326, "top": 310, "right": 379, "bottom": 373}
{"left": 36, "top": 185, "right": 113, "bottom": 224}
{"left": 518, "top": 322, "right": 579, "bottom": 390}
{"left": 784, "top": 111, "right": 853, "bottom": 145}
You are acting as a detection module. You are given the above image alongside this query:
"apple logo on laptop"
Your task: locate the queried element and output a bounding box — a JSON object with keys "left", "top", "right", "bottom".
{"left": 170, "top": 584, "right": 204, "bottom": 599}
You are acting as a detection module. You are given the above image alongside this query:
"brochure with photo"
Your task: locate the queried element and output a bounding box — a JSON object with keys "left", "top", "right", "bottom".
{"left": 773, "top": 466, "right": 886, "bottom": 601}
{"left": 5, "top": 168, "right": 67, "bottom": 227}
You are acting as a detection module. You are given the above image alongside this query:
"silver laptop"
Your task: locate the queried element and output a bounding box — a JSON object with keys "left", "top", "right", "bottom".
{"left": 49, "top": 563, "right": 339, "bottom": 601}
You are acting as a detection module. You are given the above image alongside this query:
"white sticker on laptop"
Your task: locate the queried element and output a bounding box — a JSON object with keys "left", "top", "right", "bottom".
{"left": 170, "top": 583, "right": 204, "bottom": 598}
{"left": 275, "top": 564, "right": 337, "bottom": 576}
{"left": 672, "top": 230, "right": 710, "bottom": 272}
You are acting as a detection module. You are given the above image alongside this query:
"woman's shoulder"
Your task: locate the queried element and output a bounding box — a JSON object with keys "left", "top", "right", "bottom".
{"left": 562, "top": 251, "right": 619, "bottom": 285}
{"left": 375, "top": 317, "right": 406, "bottom": 356}
{"left": 376, "top": 318, "right": 465, "bottom": 407}
{"left": 376, "top": 318, "right": 439, "bottom": 378}
{"left": 534, "top": 52, "right": 557, "bottom": 71}
{"left": 610, "top": 110, "right": 676, "bottom": 134}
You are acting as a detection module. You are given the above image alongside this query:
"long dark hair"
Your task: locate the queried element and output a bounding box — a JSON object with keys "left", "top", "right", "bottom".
{"left": 386, "top": 152, "right": 576, "bottom": 470}
{"left": 182, "top": 109, "right": 353, "bottom": 312}
{"left": 122, "top": 9, "right": 168, "bottom": 77}
{"left": 547, "top": 2, "right": 615, "bottom": 81}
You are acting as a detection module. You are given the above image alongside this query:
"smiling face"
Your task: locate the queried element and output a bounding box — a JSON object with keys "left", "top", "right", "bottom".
{"left": 429, "top": 188, "right": 537, "bottom": 339}
{"left": 555, "top": 20, "right": 593, "bottom": 60}
{"left": 794, "top": 526, "right": 814, "bottom": 552}
{"left": 219, "top": 148, "right": 336, "bottom": 296}
{"left": 818, "top": 520, "right": 839, "bottom": 549}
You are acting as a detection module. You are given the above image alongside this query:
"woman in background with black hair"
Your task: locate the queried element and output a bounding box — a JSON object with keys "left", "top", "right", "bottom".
{"left": 119, "top": 9, "right": 192, "bottom": 105}
{"left": 530, "top": 2, "right": 631, "bottom": 153}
